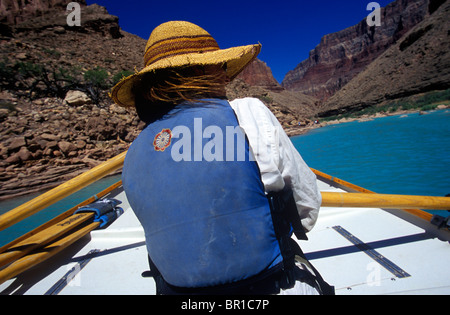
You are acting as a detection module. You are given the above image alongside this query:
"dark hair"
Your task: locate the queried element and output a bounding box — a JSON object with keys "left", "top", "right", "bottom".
{"left": 132, "top": 65, "right": 228, "bottom": 124}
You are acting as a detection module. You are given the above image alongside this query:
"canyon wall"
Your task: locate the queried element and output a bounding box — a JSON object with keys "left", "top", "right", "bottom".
{"left": 281, "top": 0, "right": 430, "bottom": 101}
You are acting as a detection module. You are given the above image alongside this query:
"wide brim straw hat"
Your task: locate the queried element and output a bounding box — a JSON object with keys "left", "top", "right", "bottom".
{"left": 110, "top": 21, "right": 261, "bottom": 107}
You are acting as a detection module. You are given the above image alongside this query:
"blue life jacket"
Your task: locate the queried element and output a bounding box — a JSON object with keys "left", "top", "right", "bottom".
{"left": 123, "top": 99, "right": 283, "bottom": 288}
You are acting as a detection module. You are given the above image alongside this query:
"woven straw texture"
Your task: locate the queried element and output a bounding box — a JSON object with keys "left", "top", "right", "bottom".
{"left": 110, "top": 21, "right": 261, "bottom": 107}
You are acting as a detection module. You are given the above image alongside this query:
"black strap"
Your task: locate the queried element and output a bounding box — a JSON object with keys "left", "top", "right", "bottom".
{"left": 143, "top": 255, "right": 287, "bottom": 295}
{"left": 289, "top": 239, "right": 335, "bottom": 295}
{"left": 267, "top": 189, "right": 308, "bottom": 241}
{"left": 267, "top": 189, "right": 335, "bottom": 295}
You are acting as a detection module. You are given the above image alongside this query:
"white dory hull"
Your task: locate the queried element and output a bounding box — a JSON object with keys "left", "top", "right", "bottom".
{"left": 1, "top": 174, "right": 449, "bottom": 295}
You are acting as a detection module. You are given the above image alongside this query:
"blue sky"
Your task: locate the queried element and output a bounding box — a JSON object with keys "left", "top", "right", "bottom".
{"left": 85, "top": 0, "right": 393, "bottom": 83}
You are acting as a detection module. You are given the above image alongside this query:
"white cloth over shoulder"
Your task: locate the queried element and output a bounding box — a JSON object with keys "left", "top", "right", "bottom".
{"left": 230, "top": 97, "right": 321, "bottom": 232}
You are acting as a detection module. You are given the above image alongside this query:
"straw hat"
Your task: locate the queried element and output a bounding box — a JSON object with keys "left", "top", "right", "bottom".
{"left": 110, "top": 21, "right": 261, "bottom": 107}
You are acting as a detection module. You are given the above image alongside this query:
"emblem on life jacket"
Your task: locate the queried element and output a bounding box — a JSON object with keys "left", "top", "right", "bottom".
{"left": 153, "top": 128, "right": 172, "bottom": 152}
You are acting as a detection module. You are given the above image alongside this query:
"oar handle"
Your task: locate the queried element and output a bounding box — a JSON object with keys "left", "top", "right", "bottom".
{"left": 321, "top": 192, "right": 450, "bottom": 210}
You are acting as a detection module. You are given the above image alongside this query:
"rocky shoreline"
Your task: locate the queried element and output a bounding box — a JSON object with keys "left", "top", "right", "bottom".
{"left": 1, "top": 98, "right": 448, "bottom": 201}
{"left": 320, "top": 104, "right": 450, "bottom": 126}
{"left": 0, "top": 96, "right": 304, "bottom": 201}
{"left": 0, "top": 92, "right": 143, "bottom": 201}
{"left": 289, "top": 104, "right": 450, "bottom": 138}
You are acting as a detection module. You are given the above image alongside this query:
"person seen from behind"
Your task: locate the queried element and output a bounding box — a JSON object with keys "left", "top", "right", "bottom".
{"left": 110, "top": 21, "right": 333, "bottom": 295}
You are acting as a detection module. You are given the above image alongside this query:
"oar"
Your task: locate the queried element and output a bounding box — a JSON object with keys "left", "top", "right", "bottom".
{"left": 0, "top": 212, "right": 94, "bottom": 269}
{"left": 0, "top": 180, "right": 122, "bottom": 254}
{"left": 0, "top": 180, "right": 122, "bottom": 255}
{"left": 321, "top": 192, "right": 450, "bottom": 210}
{"left": 0, "top": 180, "right": 123, "bottom": 285}
{"left": 0, "top": 220, "right": 100, "bottom": 285}
{"left": 0, "top": 151, "right": 126, "bottom": 232}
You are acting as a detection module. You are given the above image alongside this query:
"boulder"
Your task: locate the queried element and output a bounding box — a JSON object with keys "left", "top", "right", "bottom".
{"left": 17, "top": 147, "right": 32, "bottom": 161}
{"left": 110, "top": 104, "right": 127, "bottom": 114}
{"left": 74, "top": 140, "right": 87, "bottom": 149}
{"left": 5, "top": 153, "right": 20, "bottom": 164}
{"left": 41, "top": 133, "right": 61, "bottom": 141}
{"left": 64, "top": 90, "right": 92, "bottom": 107}
{"left": 8, "top": 136, "right": 26, "bottom": 152}
{"left": 58, "top": 141, "right": 77, "bottom": 154}
{"left": 0, "top": 108, "right": 9, "bottom": 121}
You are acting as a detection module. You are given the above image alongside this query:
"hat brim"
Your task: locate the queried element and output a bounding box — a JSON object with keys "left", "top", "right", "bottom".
{"left": 110, "top": 43, "right": 261, "bottom": 107}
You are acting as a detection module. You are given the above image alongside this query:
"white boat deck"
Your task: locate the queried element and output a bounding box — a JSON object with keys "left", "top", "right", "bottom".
{"left": 301, "top": 180, "right": 450, "bottom": 295}
{"left": 1, "top": 179, "right": 449, "bottom": 295}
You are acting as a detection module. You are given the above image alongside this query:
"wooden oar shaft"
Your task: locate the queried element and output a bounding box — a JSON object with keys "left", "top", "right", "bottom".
{"left": 0, "top": 212, "right": 94, "bottom": 269}
{"left": 0, "top": 180, "right": 123, "bottom": 284}
{"left": 0, "top": 221, "right": 99, "bottom": 285}
{"left": 321, "top": 192, "right": 450, "bottom": 210}
{"left": 0, "top": 151, "right": 126, "bottom": 232}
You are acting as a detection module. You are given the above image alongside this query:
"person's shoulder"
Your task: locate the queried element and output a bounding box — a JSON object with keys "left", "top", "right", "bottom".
{"left": 230, "top": 97, "right": 266, "bottom": 109}
{"left": 229, "top": 97, "right": 273, "bottom": 119}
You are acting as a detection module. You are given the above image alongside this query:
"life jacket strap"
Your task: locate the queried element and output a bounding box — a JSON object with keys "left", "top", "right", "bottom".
{"left": 144, "top": 255, "right": 288, "bottom": 295}
{"left": 267, "top": 189, "right": 335, "bottom": 295}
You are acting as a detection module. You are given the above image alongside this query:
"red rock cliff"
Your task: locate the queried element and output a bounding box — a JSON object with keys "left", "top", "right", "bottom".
{"left": 281, "top": 0, "right": 430, "bottom": 101}
{"left": 236, "top": 58, "right": 283, "bottom": 91}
